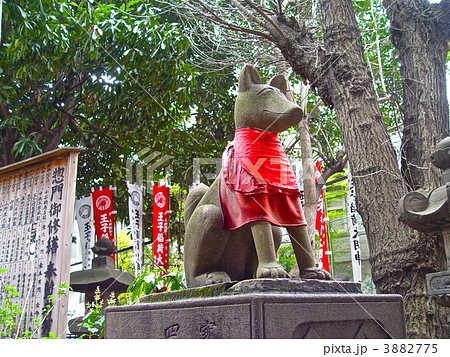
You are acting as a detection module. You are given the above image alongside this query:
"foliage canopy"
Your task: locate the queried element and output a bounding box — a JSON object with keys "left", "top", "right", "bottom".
{"left": 0, "top": 0, "right": 240, "bottom": 224}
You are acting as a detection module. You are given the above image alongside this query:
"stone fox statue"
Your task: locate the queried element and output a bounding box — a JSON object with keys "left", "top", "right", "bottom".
{"left": 184, "top": 64, "right": 331, "bottom": 288}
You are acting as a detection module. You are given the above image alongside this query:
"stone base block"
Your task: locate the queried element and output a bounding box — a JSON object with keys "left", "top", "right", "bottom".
{"left": 104, "top": 280, "right": 405, "bottom": 339}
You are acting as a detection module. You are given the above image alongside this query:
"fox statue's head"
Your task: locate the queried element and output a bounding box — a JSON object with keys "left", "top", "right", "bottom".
{"left": 234, "top": 64, "right": 303, "bottom": 133}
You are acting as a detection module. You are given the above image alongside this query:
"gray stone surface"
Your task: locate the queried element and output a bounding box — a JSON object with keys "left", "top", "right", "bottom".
{"left": 426, "top": 270, "right": 450, "bottom": 297}
{"left": 227, "top": 278, "right": 361, "bottom": 295}
{"left": 139, "top": 279, "right": 361, "bottom": 304}
{"left": 105, "top": 292, "right": 405, "bottom": 339}
{"left": 105, "top": 280, "right": 404, "bottom": 339}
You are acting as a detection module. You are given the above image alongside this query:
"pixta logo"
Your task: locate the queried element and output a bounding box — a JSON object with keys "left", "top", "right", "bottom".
{"left": 126, "top": 148, "right": 172, "bottom": 191}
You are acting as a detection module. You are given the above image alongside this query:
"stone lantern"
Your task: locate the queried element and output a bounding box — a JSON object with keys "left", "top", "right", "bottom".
{"left": 398, "top": 136, "right": 450, "bottom": 320}
{"left": 68, "top": 237, "right": 135, "bottom": 337}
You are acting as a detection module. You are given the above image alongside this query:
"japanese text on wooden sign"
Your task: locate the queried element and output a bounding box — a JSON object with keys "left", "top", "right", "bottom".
{"left": 0, "top": 149, "right": 80, "bottom": 338}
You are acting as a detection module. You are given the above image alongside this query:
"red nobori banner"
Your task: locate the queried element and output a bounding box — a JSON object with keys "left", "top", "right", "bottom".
{"left": 152, "top": 184, "right": 170, "bottom": 274}
{"left": 315, "top": 161, "right": 330, "bottom": 272}
{"left": 91, "top": 187, "right": 115, "bottom": 259}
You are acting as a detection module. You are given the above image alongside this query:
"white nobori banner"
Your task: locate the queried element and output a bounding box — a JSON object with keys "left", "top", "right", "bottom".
{"left": 127, "top": 182, "right": 144, "bottom": 276}
{"left": 347, "top": 168, "right": 362, "bottom": 283}
{"left": 75, "top": 195, "right": 95, "bottom": 270}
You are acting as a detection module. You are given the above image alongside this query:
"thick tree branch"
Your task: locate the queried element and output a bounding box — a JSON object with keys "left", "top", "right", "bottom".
{"left": 195, "top": 0, "right": 276, "bottom": 42}
{"left": 0, "top": 101, "right": 10, "bottom": 119}
{"left": 241, "top": 0, "right": 289, "bottom": 44}
{"left": 324, "top": 175, "right": 348, "bottom": 186}
{"left": 316, "top": 151, "right": 348, "bottom": 200}
{"left": 231, "top": 0, "right": 264, "bottom": 27}
{"left": 269, "top": 15, "right": 334, "bottom": 107}
{"left": 285, "top": 98, "right": 322, "bottom": 155}
{"left": 43, "top": 119, "right": 68, "bottom": 152}
{"left": 310, "top": 132, "right": 347, "bottom": 198}
{"left": 1, "top": 127, "right": 20, "bottom": 167}
{"left": 53, "top": 104, "right": 121, "bottom": 148}
{"left": 277, "top": 0, "right": 283, "bottom": 14}
{"left": 432, "top": 0, "right": 450, "bottom": 38}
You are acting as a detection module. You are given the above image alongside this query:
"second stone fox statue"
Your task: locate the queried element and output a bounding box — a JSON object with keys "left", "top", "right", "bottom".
{"left": 184, "top": 64, "right": 331, "bottom": 288}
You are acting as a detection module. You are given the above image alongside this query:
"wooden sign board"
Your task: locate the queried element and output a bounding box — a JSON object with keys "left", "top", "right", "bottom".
{"left": 0, "top": 148, "right": 82, "bottom": 338}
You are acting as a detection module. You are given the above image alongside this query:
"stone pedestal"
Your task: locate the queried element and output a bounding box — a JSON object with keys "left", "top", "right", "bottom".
{"left": 104, "top": 279, "right": 405, "bottom": 339}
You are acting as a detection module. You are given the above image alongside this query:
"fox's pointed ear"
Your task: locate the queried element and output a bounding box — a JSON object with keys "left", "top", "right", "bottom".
{"left": 238, "top": 64, "right": 261, "bottom": 92}
{"left": 268, "top": 75, "right": 287, "bottom": 95}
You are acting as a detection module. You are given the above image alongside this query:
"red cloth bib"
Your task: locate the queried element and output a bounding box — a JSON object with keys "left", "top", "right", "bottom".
{"left": 220, "top": 128, "right": 306, "bottom": 230}
{"left": 222, "top": 128, "right": 300, "bottom": 194}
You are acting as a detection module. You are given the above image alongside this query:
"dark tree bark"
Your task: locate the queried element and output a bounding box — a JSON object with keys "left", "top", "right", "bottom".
{"left": 382, "top": 0, "right": 450, "bottom": 338}
{"left": 265, "top": 0, "right": 448, "bottom": 338}
{"left": 0, "top": 101, "right": 19, "bottom": 167}
{"left": 383, "top": 0, "right": 449, "bottom": 191}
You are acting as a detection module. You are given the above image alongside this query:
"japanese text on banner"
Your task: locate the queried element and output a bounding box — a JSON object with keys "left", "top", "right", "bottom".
{"left": 127, "top": 182, "right": 144, "bottom": 276}
{"left": 347, "top": 169, "right": 362, "bottom": 282}
{"left": 75, "top": 196, "right": 94, "bottom": 270}
{"left": 315, "top": 161, "right": 330, "bottom": 272}
{"left": 152, "top": 185, "right": 169, "bottom": 274}
{"left": 91, "top": 187, "right": 115, "bottom": 259}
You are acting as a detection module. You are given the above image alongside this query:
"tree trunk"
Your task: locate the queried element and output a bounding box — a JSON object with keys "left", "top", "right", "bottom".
{"left": 383, "top": 0, "right": 449, "bottom": 191}
{"left": 0, "top": 128, "right": 18, "bottom": 167}
{"left": 297, "top": 85, "right": 318, "bottom": 254}
{"left": 382, "top": 0, "right": 450, "bottom": 338}
{"left": 0, "top": 101, "right": 16, "bottom": 166}
{"left": 43, "top": 73, "right": 79, "bottom": 152}
{"left": 267, "top": 0, "right": 448, "bottom": 338}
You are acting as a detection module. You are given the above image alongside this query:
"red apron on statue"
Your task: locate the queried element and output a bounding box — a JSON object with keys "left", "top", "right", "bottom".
{"left": 220, "top": 127, "right": 306, "bottom": 230}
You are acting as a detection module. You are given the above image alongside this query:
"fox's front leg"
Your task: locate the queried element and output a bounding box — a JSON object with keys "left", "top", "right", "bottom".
{"left": 287, "top": 225, "right": 331, "bottom": 280}
{"left": 250, "top": 221, "right": 289, "bottom": 278}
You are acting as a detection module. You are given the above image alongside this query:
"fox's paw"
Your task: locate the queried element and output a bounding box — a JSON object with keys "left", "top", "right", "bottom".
{"left": 256, "top": 263, "right": 290, "bottom": 279}
{"left": 190, "top": 271, "right": 232, "bottom": 287}
{"left": 203, "top": 271, "right": 232, "bottom": 285}
{"left": 300, "top": 267, "right": 332, "bottom": 280}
